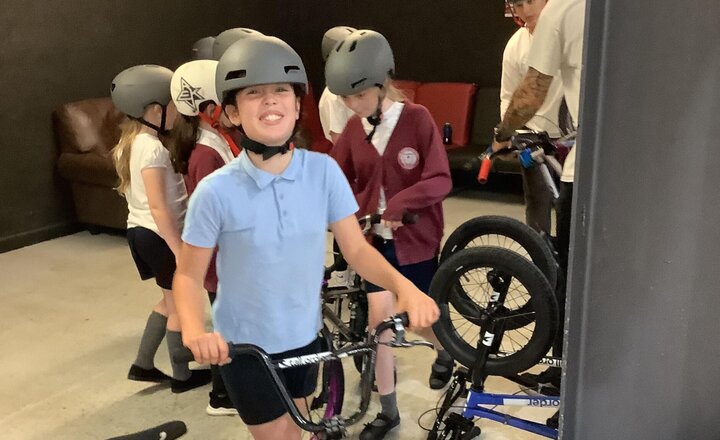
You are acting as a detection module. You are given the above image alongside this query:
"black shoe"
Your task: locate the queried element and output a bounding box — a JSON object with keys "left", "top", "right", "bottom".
{"left": 359, "top": 413, "right": 400, "bottom": 440}
{"left": 429, "top": 355, "right": 455, "bottom": 390}
{"left": 171, "top": 369, "right": 212, "bottom": 394}
{"left": 127, "top": 364, "right": 172, "bottom": 383}
{"left": 206, "top": 392, "right": 238, "bottom": 416}
{"left": 547, "top": 410, "right": 559, "bottom": 429}
{"left": 519, "top": 367, "right": 561, "bottom": 396}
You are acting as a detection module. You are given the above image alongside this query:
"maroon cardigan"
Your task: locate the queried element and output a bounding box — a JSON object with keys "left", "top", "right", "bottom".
{"left": 331, "top": 102, "right": 452, "bottom": 265}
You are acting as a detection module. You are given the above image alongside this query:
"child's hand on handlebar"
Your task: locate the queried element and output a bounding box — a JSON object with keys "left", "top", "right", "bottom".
{"left": 183, "top": 331, "right": 230, "bottom": 366}
{"left": 381, "top": 219, "right": 404, "bottom": 230}
{"left": 492, "top": 139, "right": 512, "bottom": 153}
{"left": 395, "top": 284, "right": 440, "bottom": 330}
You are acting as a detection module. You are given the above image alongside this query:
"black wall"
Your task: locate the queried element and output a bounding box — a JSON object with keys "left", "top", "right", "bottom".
{"left": 0, "top": 1, "right": 515, "bottom": 252}
{"left": 0, "top": 2, "right": 228, "bottom": 251}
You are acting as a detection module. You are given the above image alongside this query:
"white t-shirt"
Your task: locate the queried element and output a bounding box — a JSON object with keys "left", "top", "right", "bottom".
{"left": 527, "top": 0, "right": 586, "bottom": 182}
{"left": 126, "top": 133, "right": 187, "bottom": 234}
{"left": 319, "top": 87, "right": 354, "bottom": 141}
{"left": 361, "top": 101, "right": 405, "bottom": 239}
{"left": 501, "top": 26, "right": 565, "bottom": 138}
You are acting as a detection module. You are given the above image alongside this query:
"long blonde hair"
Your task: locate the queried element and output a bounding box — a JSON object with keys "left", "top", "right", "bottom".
{"left": 384, "top": 78, "right": 406, "bottom": 103}
{"left": 112, "top": 118, "right": 144, "bottom": 195}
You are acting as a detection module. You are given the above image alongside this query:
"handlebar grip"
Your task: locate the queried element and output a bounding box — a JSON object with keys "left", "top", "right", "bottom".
{"left": 396, "top": 312, "right": 410, "bottom": 327}
{"left": 478, "top": 156, "right": 492, "bottom": 184}
{"left": 401, "top": 212, "right": 419, "bottom": 225}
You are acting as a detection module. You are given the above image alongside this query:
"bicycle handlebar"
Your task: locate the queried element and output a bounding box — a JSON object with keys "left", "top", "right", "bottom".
{"left": 173, "top": 313, "right": 418, "bottom": 437}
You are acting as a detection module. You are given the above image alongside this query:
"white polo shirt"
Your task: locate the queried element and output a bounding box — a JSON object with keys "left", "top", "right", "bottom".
{"left": 126, "top": 133, "right": 187, "bottom": 233}
{"left": 501, "top": 26, "right": 564, "bottom": 138}
{"left": 319, "top": 86, "right": 354, "bottom": 141}
{"left": 527, "top": 0, "right": 586, "bottom": 182}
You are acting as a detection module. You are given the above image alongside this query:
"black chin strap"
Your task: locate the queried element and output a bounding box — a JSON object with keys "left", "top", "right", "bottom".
{"left": 136, "top": 105, "right": 168, "bottom": 135}
{"left": 241, "top": 137, "right": 293, "bottom": 160}
{"left": 365, "top": 92, "right": 384, "bottom": 143}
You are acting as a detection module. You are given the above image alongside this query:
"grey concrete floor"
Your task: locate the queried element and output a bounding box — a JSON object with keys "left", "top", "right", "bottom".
{"left": 0, "top": 188, "right": 557, "bottom": 439}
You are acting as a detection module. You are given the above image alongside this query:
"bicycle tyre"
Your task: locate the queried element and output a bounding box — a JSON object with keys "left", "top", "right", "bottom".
{"left": 431, "top": 247, "right": 558, "bottom": 376}
{"left": 440, "top": 215, "right": 557, "bottom": 290}
{"left": 349, "top": 296, "right": 368, "bottom": 373}
{"left": 311, "top": 328, "right": 345, "bottom": 419}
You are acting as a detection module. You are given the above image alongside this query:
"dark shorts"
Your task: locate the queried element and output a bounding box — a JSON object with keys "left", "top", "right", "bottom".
{"left": 365, "top": 236, "right": 438, "bottom": 295}
{"left": 126, "top": 227, "right": 176, "bottom": 290}
{"left": 220, "top": 337, "right": 321, "bottom": 426}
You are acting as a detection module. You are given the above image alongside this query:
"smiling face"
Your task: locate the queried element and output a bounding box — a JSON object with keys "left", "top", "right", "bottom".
{"left": 225, "top": 83, "right": 301, "bottom": 146}
{"left": 341, "top": 87, "right": 382, "bottom": 119}
{"left": 511, "top": 0, "right": 548, "bottom": 32}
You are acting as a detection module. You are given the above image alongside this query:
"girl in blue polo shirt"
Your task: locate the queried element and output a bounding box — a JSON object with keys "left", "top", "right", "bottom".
{"left": 172, "top": 36, "right": 439, "bottom": 440}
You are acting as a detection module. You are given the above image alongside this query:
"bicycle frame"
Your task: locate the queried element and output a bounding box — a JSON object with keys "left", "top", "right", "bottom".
{"left": 429, "top": 257, "right": 561, "bottom": 440}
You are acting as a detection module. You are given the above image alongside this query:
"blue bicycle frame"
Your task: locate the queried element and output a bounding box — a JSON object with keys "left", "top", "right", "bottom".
{"left": 460, "top": 389, "right": 559, "bottom": 439}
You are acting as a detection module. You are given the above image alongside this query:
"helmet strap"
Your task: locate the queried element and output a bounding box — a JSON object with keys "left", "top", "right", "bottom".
{"left": 365, "top": 89, "right": 385, "bottom": 143}
{"left": 240, "top": 136, "right": 294, "bottom": 161}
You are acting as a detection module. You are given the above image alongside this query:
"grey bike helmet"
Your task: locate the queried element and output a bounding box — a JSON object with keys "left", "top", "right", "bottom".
{"left": 212, "top": 28, "right": 264, "bottom": 60}
{"left": 111, "top": 65, "right": 173, "bottom": 119}
{"left": 216, "top": 35, "right": 308, "bottom": 103}
{"left": 321, "top": 26, "right": 356, "bottom": 61}
{"left": 192, "top": 36, "right": 216, "bottom": 60}
{"left": 324, "top": 29, "right": 395, "bottom": 97}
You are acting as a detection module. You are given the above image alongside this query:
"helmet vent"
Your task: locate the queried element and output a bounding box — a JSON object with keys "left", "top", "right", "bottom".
{"left": 225, "top": 69, "right": 247, "bottom": 80}
{"left": 349, "top": 41, "right": 358, "bottom": 52}
{"left": 111, "top": 83, "right": 116, "bottom": 91}
{"left": 284, "top": 65, "right": 300, "bottom": 74}
{"left": 359, "top": 31, "right": 367, "bottom": 35}
{"left": 351, "top": 78, "right": 367, "bottom": 89}
{"left": 336, "top": 41, "right": 345, "bottom": 51}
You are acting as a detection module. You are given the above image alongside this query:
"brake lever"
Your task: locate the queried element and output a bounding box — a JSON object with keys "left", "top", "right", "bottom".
{"left": 381, "top": 316, "right": 435, "bottom": 349}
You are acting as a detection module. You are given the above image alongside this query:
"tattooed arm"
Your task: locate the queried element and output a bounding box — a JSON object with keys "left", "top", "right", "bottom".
{"left": 492, "top": 68, "right": 554, "bottom": 151}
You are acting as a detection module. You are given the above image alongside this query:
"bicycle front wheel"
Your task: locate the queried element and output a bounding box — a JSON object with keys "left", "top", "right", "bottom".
{"left": 431, "top": 247, "right": 558, "bottom": 376}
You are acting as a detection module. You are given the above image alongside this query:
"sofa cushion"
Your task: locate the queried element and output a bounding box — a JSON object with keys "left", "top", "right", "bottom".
{"left": 57, "top": 151, "right": 118, "bottom": 187}
{"left": 414, "top": 82, "right": 477, "bottom": 147}
{"left": 393, "top": 79, "right": 421, "bottom": 103}
{"left": 53, "top": 97, "right": 125, "bottom": 155}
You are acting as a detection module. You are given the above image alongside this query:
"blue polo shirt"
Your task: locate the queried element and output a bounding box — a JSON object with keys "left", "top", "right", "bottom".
{"left": 182, "top": 148, "right": 358, "bottom": 353}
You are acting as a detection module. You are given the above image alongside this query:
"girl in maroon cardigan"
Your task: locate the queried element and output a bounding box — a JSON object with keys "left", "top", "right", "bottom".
{"left": 326, "top": 30, "right": 453, "bottom": 439}
{"left": 168, "top": 59, "right": 240, "bottom": 417}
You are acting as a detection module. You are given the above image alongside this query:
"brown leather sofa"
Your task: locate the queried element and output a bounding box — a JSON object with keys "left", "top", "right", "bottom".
{"left": 53, "top": 97, "right": 128, "bottom": 231}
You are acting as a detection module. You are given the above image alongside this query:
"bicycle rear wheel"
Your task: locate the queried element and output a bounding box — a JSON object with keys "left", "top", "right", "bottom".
{"left": 309, "top": 328, "right": 345, "bottom": 421}
{"left": 431, "top": 247, "right": 558, "bottom": 377}
{"left": 440, "top": 215, "right": 557, "bottom": 290}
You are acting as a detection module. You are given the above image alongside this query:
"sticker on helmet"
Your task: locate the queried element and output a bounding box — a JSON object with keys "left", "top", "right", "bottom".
{"left": 398, "top": 147, "right": 420, "bottom": 170}
{"left": 177, "top": 78, "right": 204, "bottom": 112}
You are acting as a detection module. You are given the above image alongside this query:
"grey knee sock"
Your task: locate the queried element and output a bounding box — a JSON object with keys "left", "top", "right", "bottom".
{"left": 378, "top": 392, "right": 399, "bottom": 422}
{"left": 134, "top": 311, "right": 167, "bottom": 370}
{"left": 166, "top": 330, "right": 191, "bottom": 381}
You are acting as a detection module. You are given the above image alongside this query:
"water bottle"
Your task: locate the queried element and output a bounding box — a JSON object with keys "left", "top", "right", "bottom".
{"left": 442, "top": 122, "right": 453, "bottom": 145}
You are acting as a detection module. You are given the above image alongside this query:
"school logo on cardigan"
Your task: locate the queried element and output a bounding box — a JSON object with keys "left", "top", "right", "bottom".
{"left": 398, "top": 147, "right": 420, "bottom": 170}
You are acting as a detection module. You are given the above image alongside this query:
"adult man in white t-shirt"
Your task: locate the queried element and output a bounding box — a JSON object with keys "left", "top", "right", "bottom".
{"left": 491, "top": 0, "right": 586, "bottom": 410}
{"left": 501, "top": 0, "right": 565, "bottom": 234}
{"left": 318, "top": 26, "right": 356, "bottom": 144}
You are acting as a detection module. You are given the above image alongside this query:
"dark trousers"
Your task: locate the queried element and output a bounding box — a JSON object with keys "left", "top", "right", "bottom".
{"left": 521, "top": 164, "right": 554, "bottom": 234}
{"left": 553, "top": 182, "right": 574, "bottom": 359}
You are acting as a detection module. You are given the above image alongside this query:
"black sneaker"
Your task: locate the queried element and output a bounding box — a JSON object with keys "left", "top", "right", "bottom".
{"left": 519, "top": 367, "right": 561, "bottom": 396}
{"left": 547, "top": 410, "right": 559, "bottom": 429}
{"left": 206, "top": 392, "right": 238, "bottom": 416}
{"left": 359, "top": 413, "right": 400, "bottom": 439}
{"left": 127, "top": 364, "right": 172, "bottom": 383}
{"left": 171, "top": 369, "right": 212, "bottom": 394}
